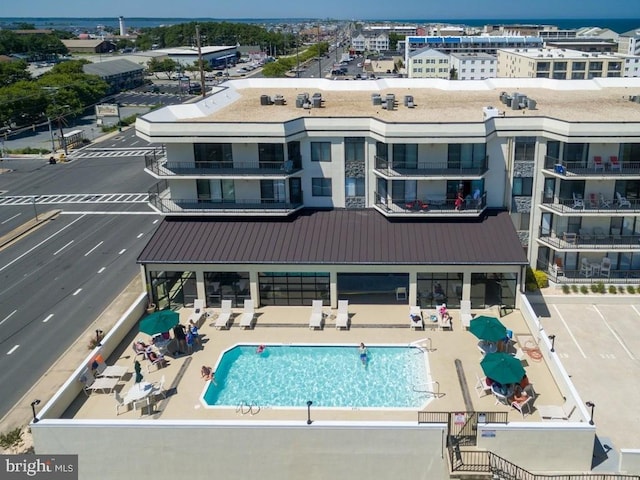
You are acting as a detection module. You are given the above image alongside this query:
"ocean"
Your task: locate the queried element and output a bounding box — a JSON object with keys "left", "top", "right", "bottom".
{"left": 0, "top": 17, "right": 639, "bottom": 34}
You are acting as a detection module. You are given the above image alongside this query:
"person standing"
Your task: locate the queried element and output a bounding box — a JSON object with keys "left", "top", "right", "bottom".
{"left": 188, "top": 319, "right": 201, "bottom": 348}
{"left": 173, "top": 323, "right": 187, "bottom": 355}
{"left": 358, "top": 343, "right": 368, "bottom": 365}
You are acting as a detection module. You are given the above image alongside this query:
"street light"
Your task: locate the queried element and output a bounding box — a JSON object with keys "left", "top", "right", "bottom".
{"left": 31, "top": 399, "right": 41, "bottom": 423}
{"left": 548, "top": 334, "right": 556, "bottom": 352}
{"left": 306, "top": 400, "right": 313, "bottom": 425}
{"left": 586, "top": 401, "right": 595, "bottom": 425}
{"left": 96, "top": 329, "right": 104, "bottom": 347}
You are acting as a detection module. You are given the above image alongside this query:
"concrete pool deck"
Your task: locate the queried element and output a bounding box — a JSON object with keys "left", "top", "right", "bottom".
{"left": 62, "top": 303, "right": 564, "bottom": 423}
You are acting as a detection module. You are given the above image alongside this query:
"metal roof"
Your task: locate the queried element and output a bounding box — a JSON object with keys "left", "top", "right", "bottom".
{"left": 83, "top": 59, "right": 144, "bottom": 77}
{"left": 137, "top": 209, "right": 528, "bottom": 266}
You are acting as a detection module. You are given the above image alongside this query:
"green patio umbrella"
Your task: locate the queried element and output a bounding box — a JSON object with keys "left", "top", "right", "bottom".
{"left": 139, "top": 309, "right": 179, "bottom": 336}
{"left": 481, "top": 352, "right": 526, "bottom": 385}
{"left": 469, "top": 315, "right": 507, "bottom": 342}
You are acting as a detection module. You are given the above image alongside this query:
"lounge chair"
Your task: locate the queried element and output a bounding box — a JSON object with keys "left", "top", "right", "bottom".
{"left": 593, "top": 156, "right": 604, "bottom": 172}
{"left": 239, "top": 300, "right": 255, "bottom": 329}
{"left": 214, "top": 300, "right": 233, "bottom": 330}
{"left": 460, "top": 300, "right": 472, "bottom": 330}
{"left": 188, "top": 298, "right": 206, "bottom": 327}
{"left": 335, "top": 300, "right": 349, "bottom": 330}
{"left": 309, "top": 300, "right": 324, "bottom": 330}
{"left": 610, "top": 156, "right": 622, "bottom": 171}
{"left": 409, "top": 306, "right": 423, "bottom": 330}
{"left": 146, "top": 350, "right": 166, "bottom": 373}
{"left": 616, "top": 192, "right": 631, "bottom": 208}
{"left": 152, "top": 375, "right": 168, "bottom": 399}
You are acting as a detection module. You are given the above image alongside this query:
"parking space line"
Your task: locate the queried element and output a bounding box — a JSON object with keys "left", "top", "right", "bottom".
{"left": 632, "top": 305, "right": 640, "bottom": 318}
{"left": 593, "top": 305, "right": 635, "bottom": 360}
{"left": 552, "top": 305, "right": 587, "bottom": 358}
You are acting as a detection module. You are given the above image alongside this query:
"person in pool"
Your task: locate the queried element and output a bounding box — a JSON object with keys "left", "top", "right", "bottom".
{"left": 358, "top": 343, "right": 368, "bottom": 365}
{"left": 256, "top": 344, "right": 266, "bottom": 354}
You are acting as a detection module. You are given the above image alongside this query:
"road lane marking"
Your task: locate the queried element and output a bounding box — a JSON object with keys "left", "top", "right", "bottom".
{"left": 593, "top": 305, "right": 635, "bottom": 360}
{"left": 632, "top": 305, "right": 640, "bottom": 317}
{"left": 53, "top": 240, "right": 74, "bottom": 256}
{"left": 137, "top": 233, "right": 144, "bottom": 238}
{"left": 84, "top": 241, "right": 104, "bottom": 256}
{"left": 72, "top": 288, "right": 82, "bottom": 296}
{"left": 43, "top": 314, "right": 54, "bottom": 323}
{"left": 0, "top": 309, "right": 17, "bottom": 326}
{"left": 153, "top": 219, "right": 159, "bottom": 224}
{"left": 552, "top": 305, "right": 587, "bottom": 358}
{"left": 118, "top": 249, "right": 126, "bottom": 255}
{"left": 7, "top": 345, "right": 19, "bottom": 355}
{"left": 0, "top": 215, "right": 85, "bottom": 273}
{"left": 97, "top": 267, "right": 106, "bottom": 273}
{"left": 1, "top": 212, "right": 22, "bottom": 224}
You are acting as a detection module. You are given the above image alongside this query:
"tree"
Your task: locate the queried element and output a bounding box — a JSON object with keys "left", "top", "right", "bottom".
{"left": 0, "top": 60, "right": 31, "bottom": 87}
{"left": 147, "top": 58, "right": 179, "bottom": 79}
{"left": 388, "top": 32, "right": 402, "bottom": 51}
{"left": 449, "top": 67, "right": 458, "bottom": 80}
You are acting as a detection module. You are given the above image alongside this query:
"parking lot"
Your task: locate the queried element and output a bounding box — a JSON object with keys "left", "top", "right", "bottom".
{"left": 535, "top": 299, "right": 640, "bottom": 454}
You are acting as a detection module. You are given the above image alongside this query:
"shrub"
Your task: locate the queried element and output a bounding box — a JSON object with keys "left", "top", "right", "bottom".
{"left": 525, "top": 283, "right": 538, "bottom": 292}
{"left": 0, "top": 427, "right": 23, "bottom": 451}
{"left": 627, "top": 285, "right": 636, "bottom": 294}
{"left": 561, "top": 284, "right": 571, "bottom": 294}
{"left": 618, "top": 286, "right": 625, "bottom": 294}
{"left": 594, "top": 282, "right": 606, "bottom": 294}
{"left": 533, "top": 270, "right": 548, "bottom": 289}
{"left": 590, "top": 283, "right": 599, "bottom": 293}
{"left": 571, "top": 285, "right": 579, "bottom": 293}
{"left": 580, "top": 285, "right": 589, "bottom": 294}
{"left": 608, "top": 285, "right": 617, "bottom": 294}
{"left": 7, "top": 147, "right": 51, "bottom": 155}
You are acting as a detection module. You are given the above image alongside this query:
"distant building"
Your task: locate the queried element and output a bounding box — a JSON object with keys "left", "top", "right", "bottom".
{"left": 544, "top": 38, "right": 618, "bottom": 54}
{"left": 618, "top": 27, "right": 640, "bottom": 56}
{"left": 83, "top": 58, "right": 144, "bottom": 94}
{"left": 407, "top": 48, "right": 449, "bottom": 79}
{"left": 449, "top": 52, "right": 497, "bottom": 80}
{"left": 497, "top": 47, "right": 623, "bottom": 79}
{"left": 362, "top": 24, "right": 418, "bottom": 36}
{"left": 61, "top": 39, "right": 115, "bottom": 54}
{"left": 119, "top": 16, "right": 126, "bottom": 37}
{"left": 351, "top": 33, "right": 389, "bottom": 53}
{"left": 153, "top": 46, "right": 238, "bottom": 69}
{"left": 619, "top": 54, "right": 640, "bottom": 77}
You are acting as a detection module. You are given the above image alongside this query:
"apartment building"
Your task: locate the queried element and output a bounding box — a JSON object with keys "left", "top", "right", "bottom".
{"left": 407, "top": 47, "right": 450, "bottom": 78}
{"left": 497, "top": 48, "right": 623, "bottom": 79}
{"left": 618, "top": 28, "right": 640, "bottom": 56}
{"left": 350, "top": 32, "right": 389, "bottom": 53}
{"left": 449, "top": 52, "right": 497, "bottom": 80}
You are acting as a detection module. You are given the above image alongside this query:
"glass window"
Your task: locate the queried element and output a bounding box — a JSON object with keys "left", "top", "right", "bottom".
{"left": 312, "top": 178, "right": 332, "bottom": 196}
{"left": 553, "top": 62, "right": 567, "bottom": 71}
{"left": 258, "top": 143, "right": 284, "bottom": 163}
{"left": 311, "top": 142, "right": 331, "bottom": 162}
{"left": 514, "top": 137, "right": 536, "bottom": 161}
{"left": 345, "top": 137, "right": 365, "bottom": 162}
{"left": 345, "top": 178, "right": 365, "bottom": 197}
{"left": 513, "top": 177, "right": 533, "bottom": 196}
{"left": 589, "top": 61, "right": 603, "bottom": 71}
{"left": 573, "top": 61, "right": 586, "bottom": 71}
{"left": 393, "top": 144, "right": 418, "bottom": 168}
{"left": 417, "top": 272, "right": 463, "bottom": 309}
{"left": 194, "top": 143, "right": 232, "bottom": 166}
{"left": 259, "top": 272, "right": 329, "bottom": 306}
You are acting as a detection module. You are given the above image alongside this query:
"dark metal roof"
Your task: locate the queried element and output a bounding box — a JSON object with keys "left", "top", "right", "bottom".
{"left": 137, "top": 209, "right": 528, "bottom": 266}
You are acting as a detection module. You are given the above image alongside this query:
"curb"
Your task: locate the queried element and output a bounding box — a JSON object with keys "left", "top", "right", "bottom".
{"left": 0, "top": 209, "right": 61, "bottom": 250}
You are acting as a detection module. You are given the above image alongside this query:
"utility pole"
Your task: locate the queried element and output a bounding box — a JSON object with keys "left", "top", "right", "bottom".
{"left": 317, "top": 25, "right": 321, "bottom": 78}
{"left": 58, "top": 116, "right": 67, "bottom": 156}
{"left": 47, "top": 117, "right": 55, "bottom": 152}
{"left": 195, "top": 24, "right": 206, "bottom": 98}
{"left": 296, "top": 30, "right": 300, "bottom": 78}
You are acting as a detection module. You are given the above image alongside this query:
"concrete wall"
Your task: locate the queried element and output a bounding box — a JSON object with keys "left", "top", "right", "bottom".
{"left": 33, "top": 421, "right": 448, "bottom": 480}
{"left": 620, "top": 449, "right": 640, "bottom": 475}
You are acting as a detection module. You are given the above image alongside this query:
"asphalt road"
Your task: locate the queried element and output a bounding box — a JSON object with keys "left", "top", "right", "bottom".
{"left": 0, "top": 147, "right": 160, "bottom": 418}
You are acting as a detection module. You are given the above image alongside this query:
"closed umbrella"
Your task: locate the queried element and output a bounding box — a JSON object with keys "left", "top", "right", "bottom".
{"left": 481, "top": 352, "right": 526, "bottom": 385}
{"left": 134, "top": 360, "right": 144, "bottom": 384}
{"left": 139, "top": 310, "right": 179, "bottom": 336}
{"left": 469, "top": 315, "right": 507, "bottom": 342}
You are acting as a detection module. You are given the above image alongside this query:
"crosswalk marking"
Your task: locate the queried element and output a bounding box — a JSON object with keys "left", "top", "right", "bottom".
{"left": 0, "top": 193, "right": 148, "bottom": 206}
{"left": 69, "top": 149, "right": 155, "bottom": 159}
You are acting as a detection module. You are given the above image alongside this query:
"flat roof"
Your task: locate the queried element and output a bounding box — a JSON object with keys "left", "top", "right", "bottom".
{"left": 156, "top": 46, "right": 236, "bottom": 56}
{"left": 499, "top": 47, "right": 620, "bottom": 60}
{"left": 139, "top": 77, "right": 640, "bottom": 125}
{"left": 137, "top": 209, "right": 528, "bottom": 266}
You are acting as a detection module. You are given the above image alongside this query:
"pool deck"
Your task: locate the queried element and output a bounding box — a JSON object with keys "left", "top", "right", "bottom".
{"left": 63, "top": 304, "right": 564, "bottom": 423}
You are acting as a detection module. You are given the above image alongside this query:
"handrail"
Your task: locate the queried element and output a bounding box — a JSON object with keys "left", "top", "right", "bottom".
{"left": 413, "top": 380, "right": 442, "bottom": 398}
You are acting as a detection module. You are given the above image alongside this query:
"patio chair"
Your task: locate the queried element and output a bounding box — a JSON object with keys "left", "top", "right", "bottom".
{"left": 132, "top": 341, "right": 146, "bottom": 360}
{"left": 610, "top": 156, "right": 622, "bottom": 171}
{"left": 616, "top": 192, "right": 631, "bottom": 208}
{"left": 579, "top": 228, "right": 592, "bottom": 242}
{"left": 491, "top": 386, "right": 510, "bottom": 406}
{"left": 335, "top": 300, "right": 349, "bottom": 330}
{"left": 580, "top": 258, "right": 592, "bottom": 277}
{"left": 188, "top": 298, "right": 206, "bottom": 327}
{"left": 593, "top": 227, "right": 606, "bottom": 241}
{"left": 114, "top": 391, "right": 130, "bottom": 415}
{"left": 78, "top": 369, "right": 96, "bottom": 396}
{"left": 409, "top": 306, "right": 423, "bottom": 330}
{"left": 460, "top": 300, "right": 472, "bottom": 330}
{"left": 214, "top": 300, "right": 233, "bottom": 330}
{"left": 152, "top": 375, "right": 167, "bottom": 400}
{"left": 474, "top": 373, "right": 492, "bottom": 398}
{"left": 600, "top": 257, "right": 612, "bottom": 278}
{"left": 572, "top": 193, "right": 584, "bottom": 210}
{"left": 599, "top": 193, "right": 611, "bottom": 208}
{"left": 146, "top": 351, "right": 166, "bottom": 373}
{"left": 512, "top": 393, "right": 535, "bottom": 418}
{"left": 309, "top": 300, "right": 324, "bottom": 330}
{"left": 395, "top": 287, "right": 407, "bottom": 301}
{"left": 593, "top": 156, "right": 604, "bottom": 172}
{"left": 239, "top": 300, "right": 255, "bottom": 329}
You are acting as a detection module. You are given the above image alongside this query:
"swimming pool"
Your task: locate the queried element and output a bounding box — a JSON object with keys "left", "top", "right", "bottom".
{"left": 202, "top": 344, "right": 432, "bottom": 409}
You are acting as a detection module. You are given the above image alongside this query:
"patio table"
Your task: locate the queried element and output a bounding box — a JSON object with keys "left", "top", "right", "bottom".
{"left": 124, "top": 382, "right": 154, "bottom": 404}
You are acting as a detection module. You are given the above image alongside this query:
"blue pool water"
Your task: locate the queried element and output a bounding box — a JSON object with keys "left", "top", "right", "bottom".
{"left": 202, "top": 344, "right": 431, "bottom": 409}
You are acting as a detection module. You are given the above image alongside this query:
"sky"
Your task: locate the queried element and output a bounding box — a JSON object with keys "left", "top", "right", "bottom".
{"left": 4, "top": 0, "right": 640, "bottom": 20}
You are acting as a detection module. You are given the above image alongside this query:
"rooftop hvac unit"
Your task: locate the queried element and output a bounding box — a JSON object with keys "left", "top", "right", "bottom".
{"left": 372, "top": 95, "right": 382, "bottom": 106}
{"left": 312, "top": 97, "right": 322, "bottom": 108}
{"left": 527, "top": 98, "right": 537, "bottom": 110}
{"left": 260, "top": 95, "right": 272, "bottom": 106}
{"left": 404, "top": 95, "right": 414, "bottom": 106}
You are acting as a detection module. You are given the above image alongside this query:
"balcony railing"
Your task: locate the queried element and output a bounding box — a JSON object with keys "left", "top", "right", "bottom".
{"left": 374, "top": 191, "right": 486, "bottom": 216}
{"left": 543, "top": 155, "right": 640, "bottom": 176}
{"left": 374, "top": 156, "right": 488, "bottom": 177}
{"left": 537, "top": 230, "right": 640, "bottom": 250}
{"left": 149, "top": 195, "right": 304, "bottom": 215}
{"left": 145, "top": 153, "right": 302, "bottom": 177}
{"left": 537, "top": 260, "right": 640, "bottom": 284}
{"left": 539, "top": 193, "right": 640, "bottom": 213}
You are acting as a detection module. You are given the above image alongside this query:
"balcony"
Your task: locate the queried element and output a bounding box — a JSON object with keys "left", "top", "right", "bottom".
{"left": 537, "top": 230, "right": 640, "bottom": 251}
{"left": 373, "top": 156, "right": 488, "bottom": 178}
{"left": 537, "top": 260, "right": 640, "bottom": 284}
{"left": 539, "top": 192, "right": 640, "bottom": 215}
{"left": 543, "top": 155, "right": 640, "bottom": 177}
{"left": 148, "top": 182, "right": 303, "bottom": 216}
{"left": 373, "top": 191, "right": 487, "bottom": 217}
{"left": 145, "top": 153, "right": 302, "bottom": 179}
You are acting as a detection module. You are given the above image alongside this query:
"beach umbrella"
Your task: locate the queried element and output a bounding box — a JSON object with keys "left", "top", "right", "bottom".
{"left": 139, "top": 309, "right": 179, "bottom": 336}
{"left": 469, "top": 315, "right": 507, "bottom": 342}
{"left": 481, "top": 352, "right": 526, "bottom": 385}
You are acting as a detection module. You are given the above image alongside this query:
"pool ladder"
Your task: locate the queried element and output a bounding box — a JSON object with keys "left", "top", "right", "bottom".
{"left": 413, "top": 381, "right": 443, "bottom": 398}
{"left": 236, "top": 401, "right": 261, "bottom": 416}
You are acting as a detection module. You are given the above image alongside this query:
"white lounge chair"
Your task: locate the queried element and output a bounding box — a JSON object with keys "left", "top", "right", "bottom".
{"left": 616, "top": 192, "right": 631, "bottom": 208}
{"left": 188, "top": 298, "right": 206, "bottom": 327}
{"left": 239, "top": 300, "right": 255, "bottom": 329}
{"left": 460, "top": 300, "right": 472, "bottom": 330}
{"left": 309, "top": 300, "right": 324, "bottom": 330}
{"left": 409, "top": 306, "right": 423, "bottom": 329}
{"left": 114, "top": 391, "right": 130, "bottom": 415}
{"left": 214, "top": 300, "right": 233, "bottom": 330}
{"left": 335, "top": 300, "right": 349, "bottom": 330}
